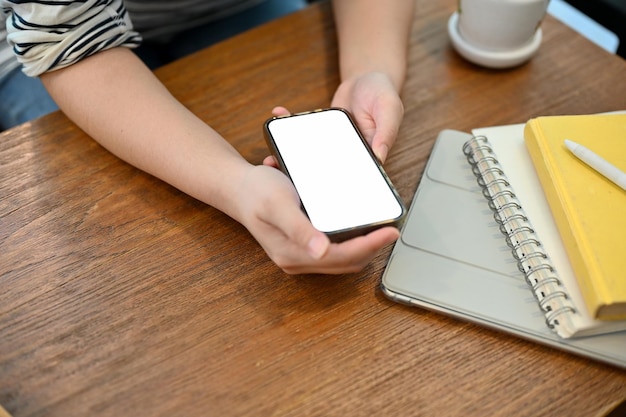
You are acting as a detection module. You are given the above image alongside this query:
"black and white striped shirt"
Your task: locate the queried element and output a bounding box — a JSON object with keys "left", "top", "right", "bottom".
{"left": 0, "top": 0, "right": 264, "bottom": 79}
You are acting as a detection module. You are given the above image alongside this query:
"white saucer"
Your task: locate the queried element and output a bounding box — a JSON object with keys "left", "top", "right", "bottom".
{"left": 447, "top": 12, "right": 542, "bottom": 69}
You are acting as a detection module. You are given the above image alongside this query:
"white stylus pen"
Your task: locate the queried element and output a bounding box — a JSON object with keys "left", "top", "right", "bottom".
{"left": 564, "top": 139, "right": 626, "bottom": 191}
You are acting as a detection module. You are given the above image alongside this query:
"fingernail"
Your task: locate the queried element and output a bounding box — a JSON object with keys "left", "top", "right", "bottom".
{"left": 376, "top": 144, "right": 389, "bottom": 163}
{"left": 307, "top": 234, "right": 329, "bottom": 260}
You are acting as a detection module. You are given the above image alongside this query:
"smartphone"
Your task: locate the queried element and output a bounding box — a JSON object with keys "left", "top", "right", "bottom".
{"left": 263, "top": 108, "right": 406, "bottom": 242}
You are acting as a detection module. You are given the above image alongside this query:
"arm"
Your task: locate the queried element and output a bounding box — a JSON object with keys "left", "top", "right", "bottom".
{"left": 41, "top": 47, "right": 399, "bottom": 274}
{"left": 0, "top": 0, "right": 402, "bottom": 274}
{"left": 40, "top": 48, "right": 247, "bottom": 217}
{"left": 332, "top": 0, "right": 414, "bottom": 92}
{"left": 330, "top": 0, "right": 415, "bottom": 162}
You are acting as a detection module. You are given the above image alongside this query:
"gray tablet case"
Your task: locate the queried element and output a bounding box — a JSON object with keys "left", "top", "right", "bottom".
{"left": 381, "top": 129, "right": 626, "bottom": 369}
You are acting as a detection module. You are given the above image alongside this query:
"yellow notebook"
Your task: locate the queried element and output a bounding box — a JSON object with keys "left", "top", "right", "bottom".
{"left": 524, "top": 114, "right": 626, "bottom": 320}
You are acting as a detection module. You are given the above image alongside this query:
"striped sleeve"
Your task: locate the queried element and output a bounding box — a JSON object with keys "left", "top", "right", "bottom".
{"left": 2, "top": 0, "right": 142, "bottom": 76}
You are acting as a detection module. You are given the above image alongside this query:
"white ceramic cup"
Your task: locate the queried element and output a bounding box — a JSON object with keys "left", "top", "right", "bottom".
{"left": 457, "top": 0, "right": 550, "bottom": 51}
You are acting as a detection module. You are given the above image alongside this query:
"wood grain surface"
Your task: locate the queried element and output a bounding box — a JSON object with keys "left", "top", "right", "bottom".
{"left": 1, "top": 1, "right": 625, "bottom": 416}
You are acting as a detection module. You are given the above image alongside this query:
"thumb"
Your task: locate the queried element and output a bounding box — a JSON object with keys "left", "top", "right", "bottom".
{"left": 263, "top": 193, "right": 331, "bottom": 260}
{"left": 305, "top": 230, "right": 331, "bottom": 260}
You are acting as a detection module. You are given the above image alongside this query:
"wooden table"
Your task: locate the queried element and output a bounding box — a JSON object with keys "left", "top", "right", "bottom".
{"left": 2, "top": 1, "right": 625, "bottom": 416}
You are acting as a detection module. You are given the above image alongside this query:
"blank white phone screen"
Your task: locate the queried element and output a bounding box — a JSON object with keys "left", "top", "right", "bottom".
{"left": 267, "top": 110, "right": 403, "bottom": 233}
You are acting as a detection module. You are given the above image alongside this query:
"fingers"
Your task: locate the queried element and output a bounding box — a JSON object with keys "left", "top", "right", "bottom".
{"left": 257, "top": 190, "right": 398, "bottom": 275}
{"left": 263, "top": 155, "right": 279, "bottom": 168}
{"left": 272, "top": 106, "right": 290, "bottom": 117}
{"left": 373, "top": 143, "right": 390, "bottom": 164}
{"left": 329, "top": 72, "right": 404, "bottom": 164}
{"left": 371, "top": 98, "right": 404, "bottom": 163}
{"left": 270, "top": 204, "right": 331, "bottom": 260}
{"left": 259, "top": 197, "right": 332, "bottom": 267}
{"left": 326, "top": 227, "right": 399, "bottom": 266}
{"left": 280, "top": 226, "right": 399, "bottom": 275}
{"left": 264, "top": 107, "right": 290, "bottom": 168}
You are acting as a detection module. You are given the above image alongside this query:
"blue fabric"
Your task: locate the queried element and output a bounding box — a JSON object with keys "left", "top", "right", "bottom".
{"left": 0, "top": 0, "right": 307, "bottom": 131}
{"left": 0, "top": 67, "right": 58, "bottom": 130}
{"left": 134, "top": 0, "right": 307, "bottom": 68}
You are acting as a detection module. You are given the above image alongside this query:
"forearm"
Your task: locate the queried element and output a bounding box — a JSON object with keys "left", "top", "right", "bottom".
{"left": 331, "top": 0, "right": 415, "bottom": 92}
{"left": 41, "top": 47, "right": 251, "bottom": 220}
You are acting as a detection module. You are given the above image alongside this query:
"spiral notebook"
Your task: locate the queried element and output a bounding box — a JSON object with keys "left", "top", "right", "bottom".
{"left": 381, "top": 125, "right": 626, "bottom": 369}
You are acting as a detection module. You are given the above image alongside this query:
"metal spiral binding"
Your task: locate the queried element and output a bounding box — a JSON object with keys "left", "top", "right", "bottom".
{"left": 462, "top": 136, "right": 577, "bottom": 333}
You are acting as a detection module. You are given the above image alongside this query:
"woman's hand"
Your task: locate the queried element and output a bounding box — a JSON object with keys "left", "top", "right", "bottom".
{"left": 269, "top": 72, "right": 403, "bottom": 164}
{"left": 330, "top": 72, "right": 404, "bottom": 163}
{"left": 234, "top": 164, "right": 399, "bottom": 275}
